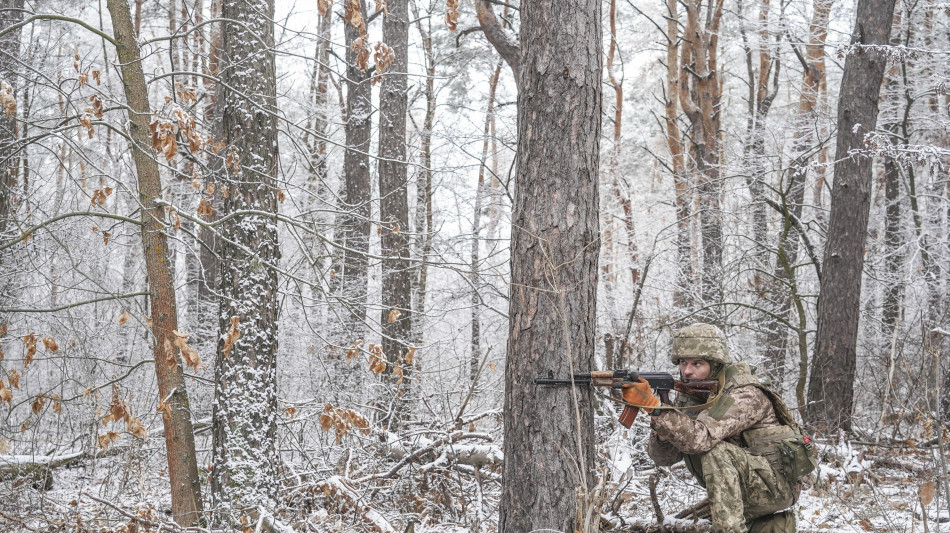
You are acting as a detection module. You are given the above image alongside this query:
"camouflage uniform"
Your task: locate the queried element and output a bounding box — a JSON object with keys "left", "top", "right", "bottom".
{"left": 647, "top": 324, "right": 800, "bottom": 533}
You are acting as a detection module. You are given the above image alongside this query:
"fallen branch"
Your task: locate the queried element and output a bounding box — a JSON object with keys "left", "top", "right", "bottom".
{"left": 674, "top": 499, "right": 711, "bottom": 521}
{"left": 620, "top": 519, "right": 712, "bottom": 532}
{"left": 317, "top": 475, "right": 396, "bottom": 533}
{"left": 0, "top": 447, "right": 125, "bottom": 486}
{"left": 373, "top": 430, "right": 502, "bottom": 480}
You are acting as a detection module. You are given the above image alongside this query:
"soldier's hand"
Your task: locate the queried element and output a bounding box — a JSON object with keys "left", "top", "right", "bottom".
{"left": 622, "top": 378, "right": 661, "bottom": 414}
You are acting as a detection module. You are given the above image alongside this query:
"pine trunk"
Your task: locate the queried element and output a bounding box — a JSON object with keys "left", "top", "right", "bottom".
{"left": 340, "top": 0, "right": 372, "bottom": 341}
{"left": 209, "top": 0, "right": 281, "bottom": 511}
{"left": 807, "top": 0, "right": 896, "bottom": 433}
{"left": 377, "top": 0, "right": 413, "bottom": 422}
{"left": 499, "top": 0, "right": 601, "bottom": 530}
{"left": 0, "top": 0, "right": 22, "bottom": 241}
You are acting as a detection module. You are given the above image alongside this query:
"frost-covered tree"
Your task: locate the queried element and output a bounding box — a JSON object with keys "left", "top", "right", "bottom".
{"left": 209, "top": 0, "right": 282, "bottom": 514}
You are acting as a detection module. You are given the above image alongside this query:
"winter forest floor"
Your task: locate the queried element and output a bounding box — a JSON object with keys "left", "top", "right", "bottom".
{"left": 1, "top": 416, "right": 948, "bottom": 533}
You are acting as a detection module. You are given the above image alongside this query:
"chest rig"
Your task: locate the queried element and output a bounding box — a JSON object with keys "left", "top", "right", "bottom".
{"left": 676, "top": 363, "right": 817, "bottom": 486}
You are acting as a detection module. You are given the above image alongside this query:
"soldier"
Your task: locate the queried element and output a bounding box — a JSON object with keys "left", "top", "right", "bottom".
{"left": 623, "top": 323, "right": 816, "bottom": 533}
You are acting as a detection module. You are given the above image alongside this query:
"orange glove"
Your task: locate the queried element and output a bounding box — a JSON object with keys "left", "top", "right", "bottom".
{"left": 621, "top": 378, "right": 661, "bottom": 414}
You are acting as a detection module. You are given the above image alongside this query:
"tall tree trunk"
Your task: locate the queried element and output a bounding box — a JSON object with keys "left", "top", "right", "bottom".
{"left": 604, "top": 0, "right": 638, "bottom": 336}
{"left": 880, "top": 12, "right": 907, "bottom": 346}
{"left": 209, "top": 0, "right": 281, "bottom": 512}
{"left": 304, "top": 10, "right": 334, "bottom": 344}
{"left": 807, "top": 0, "right": 897, "bottom": 434}
{"left": 377, "top": 0, "right": 412, "bottom": 425}
{"left": 0, "top": 0, "right": 23, "bottom": 242}
{"left": 193, "top": 0, "right": 221, "bottom": 346}
{"left": 762, "top": 0, "right": 833, "bottom": 393}
{"left": 680, "top": 0, "right": 725, "bottom": 321}
{"left": 738, "top": 0, "right": 784, "bottom": 380}
{"left": 499, "top": 0, "right": 601, "bottom": 530}
{"left": 470, "top": 59, "right": 503, "bottom": 381}
{"left": 411, "top": 1, "right": 436, "bottom": 348}
{"left": 340, "top": 0, "right": 371, "bottom": 342}
{"left": 662, "top": 0, "right": 693, "bottom": 311}
{"left": 106, "top": 0, "right": 203, "bottom": 525}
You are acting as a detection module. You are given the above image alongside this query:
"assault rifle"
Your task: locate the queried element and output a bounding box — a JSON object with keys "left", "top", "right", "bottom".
{"left": 535, "top": 370, "right": 719, "bottom": 428}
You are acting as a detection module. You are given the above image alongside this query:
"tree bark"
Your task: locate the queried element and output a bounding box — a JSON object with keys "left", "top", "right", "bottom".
{"left": 662, "top": 0, "right": 693, "bottom": 311}
{"left": 470, "top": 59, "right": 503, "bottom": 381}
{"left": 340, "top": 0, "right": 372, "bottom": 342}
{"left": 807, "top": 0, "right": 897, "bottom": 434}
{"left": 106, "top": 0, "right": 203, "bottom": 525}
{"left": 0, "top": 0, "right": 23, "bottom": 240}
{"left": 474, "top": 0, "right": 519, "bottom": 79}
{"left": 377, "top": 0, "right": 413, "bottom": 423}
{"left": 411, "top": 2, "right": 436, "bottom": 349}
{"left": 209, "top": 0, "right": 281, "bottom": 511}
{"left": 499, "top": 0, "right": 601, "bottom": 530}
{"left": 680, "top": 0, "right": 725, "bottom": 320}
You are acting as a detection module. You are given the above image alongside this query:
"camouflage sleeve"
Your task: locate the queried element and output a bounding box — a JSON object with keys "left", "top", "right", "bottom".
{"left": 647, "top": 431, "right": 684, "bottom": 466}
{"left": 648, "top": 385, "right": 773, "bottom": 454}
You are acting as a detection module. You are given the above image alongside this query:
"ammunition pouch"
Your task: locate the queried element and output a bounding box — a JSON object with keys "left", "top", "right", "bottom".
{"left": 743, "top": 425, "right": 818, "bottom": 483}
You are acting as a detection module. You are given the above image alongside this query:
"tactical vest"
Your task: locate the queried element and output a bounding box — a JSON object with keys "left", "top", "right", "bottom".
{"left": 677, "top": 363, "right": 818, "bottom": 487}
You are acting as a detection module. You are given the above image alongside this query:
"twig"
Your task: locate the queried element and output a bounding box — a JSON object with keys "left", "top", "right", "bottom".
{"left": 649, "top": 473, "right": 665, "bottom": 524}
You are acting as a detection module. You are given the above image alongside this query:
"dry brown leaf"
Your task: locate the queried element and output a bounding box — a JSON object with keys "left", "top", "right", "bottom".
{"left": 118, "top": 311, "right": 131, "bottom": 326}
{"left": 0, "top": 81, "right": 16, "bottom": 117}
{"left": 42, "top": 336, "right": 58, "bottom": 352}
{"left": 372, "top": 42, "right": 395, "bottom": 85}
{"left": 172, "top": 330, "right": 201, "bottom": 370}
{"left": 31, "top": 396, "right": 45, "bottom": 414}
{"left": 97, "top": 431, "right": 119, "bottom": 450}
{"left": 388, "top": 309, "right": 401, "bottom": 323}
{"left": 22, "top": 333, "right": 37, "bottom": 368}
{"left": 128, "top": 418, "right": 147, "bottom": 439}
{"left": 352, "top": 36, "right": 370, "bottom": 71}
{"left": 222, "top": 317, "right": 241, "bottom": 359}
{"left": 80, "top": 112, "right": 94, "bottom": 138}
{"left": 920, "top": 481, "right": 936, "bottom": 506}
{"left": 0, "top": 381, "right": 12, "bottom": 404}
{"left": 445, "top": 0, "right": 460, "bottom": 31}
{"left": 225, "top": 145, "right": 240, "bottom": 174}
{"left": 197, "top": 197, "right": 214, "bottom": 220}
{"left": 7, "top": 369, "right": 19, "bottom": 388}
{"left": 344, "top": 0, "right": 366, "bottom": 35}
{"left": 318, "top": 0, "right": 332, "bottom": 16}
{"left": 89, "top": 94, "right": 104, "bottom": 118}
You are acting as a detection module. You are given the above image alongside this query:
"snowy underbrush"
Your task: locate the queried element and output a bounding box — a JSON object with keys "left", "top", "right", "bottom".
{"left": 1, "top": 415, "right": 947, "bottom": 533}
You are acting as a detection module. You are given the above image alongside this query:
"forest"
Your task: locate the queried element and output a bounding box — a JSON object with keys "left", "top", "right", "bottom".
{"left": 0, "top": 0, "right": 947, "bottom": 531}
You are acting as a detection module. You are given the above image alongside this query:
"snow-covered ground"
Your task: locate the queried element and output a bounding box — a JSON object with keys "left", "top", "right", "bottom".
{"left": 2, "top": 418, "right": 946, "bottom": 532}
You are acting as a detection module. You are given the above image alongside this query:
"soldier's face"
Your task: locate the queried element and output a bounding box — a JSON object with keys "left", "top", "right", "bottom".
{"left": 678, "top": 358, "right": 711, "bottom": 380}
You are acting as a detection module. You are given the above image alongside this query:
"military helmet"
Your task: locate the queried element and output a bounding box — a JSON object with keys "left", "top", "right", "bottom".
{"left": 671, "top": 322, "right": 731, "bottom": 365}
